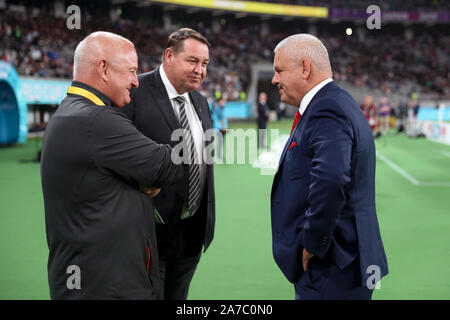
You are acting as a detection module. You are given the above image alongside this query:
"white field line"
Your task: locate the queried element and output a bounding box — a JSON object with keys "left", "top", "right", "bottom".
{"left": 441, "top": 150, "right": 450, "bottom": 158}
{"left": 420, "top": 182, "right": 450, "bottom": 187}
{"left": 376, "top": 151, "right": 420, "bottom": 185}
{"left": 376, "top": 151, "right": 450, "bottom": 187}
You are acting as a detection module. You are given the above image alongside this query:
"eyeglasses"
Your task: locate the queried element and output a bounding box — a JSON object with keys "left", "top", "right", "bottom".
{"left": 106, "top": 60, "right": 138, "bottom": 76}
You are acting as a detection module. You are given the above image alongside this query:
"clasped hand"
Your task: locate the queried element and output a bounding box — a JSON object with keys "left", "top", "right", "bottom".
{"left": 140, "top": 186, "right": 161, "bottom": 198}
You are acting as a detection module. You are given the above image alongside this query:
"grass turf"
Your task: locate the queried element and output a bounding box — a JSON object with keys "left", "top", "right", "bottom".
{"left": 0, "top": 120, "right": 449, "bottom": 299}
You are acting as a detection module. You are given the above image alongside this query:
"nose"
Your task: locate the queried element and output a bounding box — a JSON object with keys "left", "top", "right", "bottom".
{"left": 193, "top": 62, "right": 202, "bottom": 74}
{"left": 271, "top": 73, "right": 279, "bottom": 85}
{"left": 131, "top": 73, "right": 139, "bottom": 88}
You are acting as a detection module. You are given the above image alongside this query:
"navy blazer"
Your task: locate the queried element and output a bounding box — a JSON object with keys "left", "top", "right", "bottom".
{"left": 271, "top": 81, "right": 388, "bottom": 285}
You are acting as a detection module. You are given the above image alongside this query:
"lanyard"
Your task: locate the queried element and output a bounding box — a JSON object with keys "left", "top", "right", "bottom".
{"left": 67, "top": 86, "right": 105, "bottom": 106}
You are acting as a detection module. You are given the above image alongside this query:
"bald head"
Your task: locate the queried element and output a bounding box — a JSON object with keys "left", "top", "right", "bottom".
{"left": 72, "top": 31, "right": 138, "bottom": 107}
{"left": 274, "top": 34, "right": 332, "bottom": 78}
{"left": 73, "top": 31, "right": 135, "bottom": 79}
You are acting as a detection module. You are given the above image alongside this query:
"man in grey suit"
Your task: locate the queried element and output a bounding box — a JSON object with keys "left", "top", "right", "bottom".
{"left": 40, "top": 31, "right": 184, "bottom": 299}
{"left": 121, "top": 28, "right": 215, "bottom": 300}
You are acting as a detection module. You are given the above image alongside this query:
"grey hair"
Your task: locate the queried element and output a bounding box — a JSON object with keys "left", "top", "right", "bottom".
{"left": 274, "top": 33, "right": 332, "bottom": 77}
{"left": 73, "top": 31, "right": 134, "bottom": 79}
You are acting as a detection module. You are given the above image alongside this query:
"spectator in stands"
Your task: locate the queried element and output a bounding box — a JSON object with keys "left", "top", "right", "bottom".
{"left": 360, "top": 95, "right": 377, "bottom": 133}
{"left": 378, "top": 96, "right": 391, "bottom": 134}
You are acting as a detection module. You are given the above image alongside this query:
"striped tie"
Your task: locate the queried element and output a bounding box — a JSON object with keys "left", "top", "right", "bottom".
{"left": 175, "top": 96, "right": 201, "bottom": 216}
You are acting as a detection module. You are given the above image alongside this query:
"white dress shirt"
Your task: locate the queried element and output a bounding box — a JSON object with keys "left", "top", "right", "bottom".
{"left": 299, "top": 78, "right": 333, "bottom": 115}
{"left": 159, "top": 65, "right": 206, "bottom": 218}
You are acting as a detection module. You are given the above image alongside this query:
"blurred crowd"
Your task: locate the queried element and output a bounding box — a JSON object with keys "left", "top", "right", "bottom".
{"left": 259, "top": 0, "right": 450, "bottom": 10}
{"left": 324, "top": 32, "right": 450, "bottom": 100}
{"left": 358, "top": 94, "right": 421, "bottom": 138}
{"left": 1, "top": 7, "right": 448, "bottom": 102}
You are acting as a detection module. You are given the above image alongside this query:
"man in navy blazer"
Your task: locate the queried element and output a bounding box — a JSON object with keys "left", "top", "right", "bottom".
{"left": 270, "top": 34, "right": 388, "bottom": 299}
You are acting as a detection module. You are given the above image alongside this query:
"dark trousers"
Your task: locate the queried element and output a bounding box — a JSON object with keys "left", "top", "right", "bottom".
{"left": 158, "top": 216, "right": 203, "bottom": 300}
{"left": 294, "top": 257, "right": 373, "bottom": 300}
{"left": 159, "top": 252, "right": 201, "bottom": 300}
{"left": 257, "top": 124, "right": 267, "bottom": 149}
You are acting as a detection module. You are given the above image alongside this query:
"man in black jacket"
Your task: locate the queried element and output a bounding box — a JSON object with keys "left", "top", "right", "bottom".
{"left": 40, "top": 31, "right": 184, "bottom": 299}
{"left": 121, "top": 28, "right": 215, "bottom": 300}
{"left": 257, "top": 92, "right": 270, "bottom": 149}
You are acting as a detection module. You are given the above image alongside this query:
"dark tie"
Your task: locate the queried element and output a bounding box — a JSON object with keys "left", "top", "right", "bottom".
{"left": 290, "top": 111, "right": 302, "bottom": 134}
{"left": 174, "top": 96, "right": 201, "bottom": 216}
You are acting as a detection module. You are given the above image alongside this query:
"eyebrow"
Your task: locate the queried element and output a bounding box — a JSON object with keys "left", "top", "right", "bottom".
{"left": 188, "top": 56, "right": 210, "bottom": 62}
{"left": 125, "top": 65, "right": 138, "bottom": 71}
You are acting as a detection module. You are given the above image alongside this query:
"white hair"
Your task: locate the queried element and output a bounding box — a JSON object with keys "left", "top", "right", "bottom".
{"left": 73, "top": 31, "right": 134, "bottom": 79}
{"left": 274, "top": 33, "right": 332, "bottom": 77}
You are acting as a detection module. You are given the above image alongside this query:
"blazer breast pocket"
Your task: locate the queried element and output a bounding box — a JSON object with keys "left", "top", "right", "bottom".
{"left": 286, "top": 147, "right": 311, "bottom": 180}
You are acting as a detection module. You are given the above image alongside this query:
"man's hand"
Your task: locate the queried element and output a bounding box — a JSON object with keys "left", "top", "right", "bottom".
{"left": 302, "top": 248, "right": 314, "bottom": 271}
{"left": 140, "top": 187, "right": 161, "bottom": 198}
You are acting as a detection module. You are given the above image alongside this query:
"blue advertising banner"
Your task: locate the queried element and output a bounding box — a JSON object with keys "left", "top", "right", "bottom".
{"left": 0, "top": 61, "right": 28, "bottom": 144}
{"left": 20, "top": 78, "right": 71, "bottom": 105}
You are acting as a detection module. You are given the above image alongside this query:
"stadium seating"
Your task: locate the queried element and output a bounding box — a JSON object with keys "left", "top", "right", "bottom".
{"left": 0, "top": 1, "right": 448, "bottom": 103}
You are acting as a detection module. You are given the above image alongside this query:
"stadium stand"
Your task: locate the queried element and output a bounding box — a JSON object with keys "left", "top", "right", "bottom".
{"left": 259, "top": 0, "right": 450, "bottom": 10}
{"left": 1, "top": 1, "right": 448, "bottom": 105}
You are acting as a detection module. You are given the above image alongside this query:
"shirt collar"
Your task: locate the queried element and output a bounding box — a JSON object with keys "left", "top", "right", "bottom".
{"left": 299, "top": 78, "right": 333, "bottom": 115}
{"left": 70, "top": 80, "right": 115, "bottom": 107}
{"left": 159, "top": 64, "right": 190, "bottom": 101}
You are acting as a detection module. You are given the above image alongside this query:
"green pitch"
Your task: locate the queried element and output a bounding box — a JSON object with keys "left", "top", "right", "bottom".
{"left": 0, "top": 120, "right": 449, "bottom": 299}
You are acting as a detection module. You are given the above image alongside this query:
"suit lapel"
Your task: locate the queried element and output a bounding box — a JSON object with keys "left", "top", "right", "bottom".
{"left": 149, "top": 68, "right": 181, "bottom": 131}
{"left": 277, "top": 115, "right": 303, "bottom": 169}
{"left": 277, "top": 81, "right": 336, "bottom": 170}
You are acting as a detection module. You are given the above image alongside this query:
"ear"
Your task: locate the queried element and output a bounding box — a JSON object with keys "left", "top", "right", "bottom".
{"left": 300, "top": 58, "right": 311, "bottom": 80}
{"left": 97, "top": 59, "right": 108, "bottom": 82}
{"left": 164, "top": 48, "right": 174, "bottom": 63}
